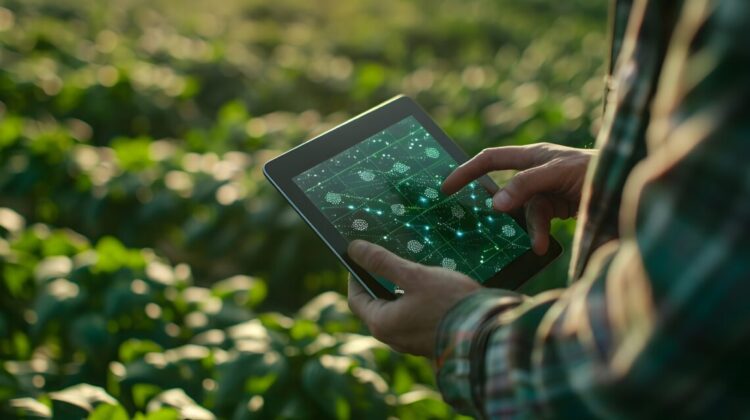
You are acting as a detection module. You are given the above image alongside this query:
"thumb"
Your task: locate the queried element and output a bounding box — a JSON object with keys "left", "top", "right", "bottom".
{"left": 348, "top": 240, "right": 420, "bottom": 288}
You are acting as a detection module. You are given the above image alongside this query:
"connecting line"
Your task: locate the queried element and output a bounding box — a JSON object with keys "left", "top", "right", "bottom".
{"left": 295, "top": 116, "right": 531, "bottom": 281}
{"left": 297, "top": 123, "right": 425, "bottom": 192}
{"left": 335, "top": 160, "right": 451, "bottom": 227}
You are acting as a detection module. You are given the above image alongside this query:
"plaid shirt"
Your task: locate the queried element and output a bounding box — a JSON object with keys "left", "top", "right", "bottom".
{"left": 434, "top": 0, "right": 750, "bottom": 418}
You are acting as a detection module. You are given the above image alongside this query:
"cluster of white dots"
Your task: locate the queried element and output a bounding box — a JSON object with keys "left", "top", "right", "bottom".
{"left": 321, "top": 135, "right": 523, "bottom": 272}
{"left": 392, "top": 162, "right": 410, "bottom": 174}
{"left": 425, "top": 148, "right": 440, "bottom": 158}
{"left": 424, "top": 187, "right": 439, "bottom": 199}
{"left": 407, "top": 240, "right": 424, "bottom": 253}
{"left": 325, "top": 192, "right": 342, "bottom": 205}
{"left": 352, "top": 219, "right": 369, "bottom": 231}
{"left": 358, "top": 170, "right": 375, "bottom": 182}
{"left": 441, "top": 258, "right": 457, "bottom": 271}
{"left": 451, "top": 205, "right": 465, "bottom": 219}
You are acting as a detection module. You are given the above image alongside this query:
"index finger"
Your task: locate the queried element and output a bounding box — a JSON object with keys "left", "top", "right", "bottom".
{"left": 441, "top": 146, "right": 538, "bottom": 195}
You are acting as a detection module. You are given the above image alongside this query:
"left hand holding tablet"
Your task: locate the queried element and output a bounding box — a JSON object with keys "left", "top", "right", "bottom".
{"left": 346, "top": 239, "right": 480, "bottom": 357}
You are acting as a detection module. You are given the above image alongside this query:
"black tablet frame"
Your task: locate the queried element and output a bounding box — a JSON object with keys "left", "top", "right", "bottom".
{"left": 264, "top": 95, "right": 562, "bottom": 300}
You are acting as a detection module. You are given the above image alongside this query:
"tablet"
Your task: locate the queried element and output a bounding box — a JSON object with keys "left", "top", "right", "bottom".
{"left": 264, "top": 96, "right": 561, "bottom": 300}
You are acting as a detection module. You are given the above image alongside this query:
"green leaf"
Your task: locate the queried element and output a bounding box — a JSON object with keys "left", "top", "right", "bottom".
{"left": 132, "top": 384, "right": 162, "bottom": 409}
{"left": 93, "top": 236, "right": 145, "bottom": 274}
{"left": 146, "top": 389, "right": 215, "bottom": 420}
{"left": 9, "top": 397, "right": 52, "bottom": 418}
{"left": 119, "top": 339, "right": 163, "bottom": 364}
{"left": 34, "top": 255, "right": 73, "bottom": 284}
{"left": 11, "top": 331, "right": 31, "bottom": 359}
{"left": 298, "top": 292, "right": 360, "bottom": 334}
{"left": 3, "top": 260, "right": 34, "bottom": 298}
{"left": 289, "top": 319, "right": 319, "bottom": 342}
{"left": 70, "top": 313, "right": 110, "bottom": 357}
{"left": 32, "top": 278, "right": 86, "bottom": 337}
{"left": 112, "top": 136, "right": 154, "bottom": 171}
{"left": 50, "top": 384, "right": 118, "bottom": 417}
{"left": 354, "top": 63, "right": 386, "bottom": 98}
{"left": 335, "top": 397, "right": 350, "bottom": 420}
{"left": 395, "top": 388, "right": 452, "bottom": 420}
{"left": 0, "top": 361, "right": 17, "bottom": 403}
{"left": 139, "top": 408, "right": 180, "bottom": 420}
{"left": 274, "top": 394, "right": 319, "bottom": 420}
{"left": 103, "top": 280, "right": 153, "bottom": 317}
{"left": 0, "top": 207, "right": 25, "bottom": 234}
{"left": 0, "top": 115, "right": 23, "bottom": 149}
{"left": 301, "top": 355, "right": 389, "bottom": 420}
{"left": 217, "top": 100, "right": 248, "bottom": 125}
{"left": 244, "top": 373, "right": 277, "bottom": 395}
{"left": 391, "top": 364, "right": 414, "bottom": 395}
{"left": 212, "top": 275, "right": 267, "bottom": 308}
{"left": 336, "top": 334, "right": 391, "bottom": 370}
{"left": 88, "top": 404, "right": 129, "bottom": 420}
{"left": 40, "top": 230, "right": 89, "bottom": 257}
{"left": 214, "top": 348, "right": 288, "bottom": 414}
{"left": 121, "top": 345, "right": 212, "bottom": 404}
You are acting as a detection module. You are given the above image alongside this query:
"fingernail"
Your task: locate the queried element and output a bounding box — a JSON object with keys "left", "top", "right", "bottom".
{"left": 493, "top": 190, "right": 511, "bottom": 210}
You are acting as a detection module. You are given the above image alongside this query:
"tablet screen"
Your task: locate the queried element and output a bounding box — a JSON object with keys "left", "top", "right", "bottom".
{"left": 294, "top": 116, "right": 531, "bottom": 292}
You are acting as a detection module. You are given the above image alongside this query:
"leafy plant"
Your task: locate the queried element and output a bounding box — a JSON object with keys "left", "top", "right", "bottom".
{"left": 0, "top": 0, "right": 607, "bottom": 417}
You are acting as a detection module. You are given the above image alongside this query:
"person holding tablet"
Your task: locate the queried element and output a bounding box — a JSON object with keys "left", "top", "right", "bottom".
{"left": 346, "top": 0, "right": 750, "bottom": 418}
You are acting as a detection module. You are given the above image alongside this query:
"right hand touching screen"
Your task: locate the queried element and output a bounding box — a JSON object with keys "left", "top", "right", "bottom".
{"left": 442, "top": 143, "right": 596, "bottom": 255}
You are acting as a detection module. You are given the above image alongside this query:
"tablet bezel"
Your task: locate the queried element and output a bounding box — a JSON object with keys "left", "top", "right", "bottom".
{"left": 264, "top": 95, "right": 562, "bottom": 300}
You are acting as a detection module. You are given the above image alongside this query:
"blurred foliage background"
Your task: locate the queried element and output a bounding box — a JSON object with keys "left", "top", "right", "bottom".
{"left": 0, "top": 0, "right": 607, "bottom": 418}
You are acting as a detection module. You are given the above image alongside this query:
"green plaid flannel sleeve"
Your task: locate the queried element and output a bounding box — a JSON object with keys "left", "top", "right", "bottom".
{"left": 434, "top": 0, "right": 750, "bottom": 417}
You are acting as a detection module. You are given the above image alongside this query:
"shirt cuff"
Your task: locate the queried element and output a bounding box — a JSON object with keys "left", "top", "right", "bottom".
{"left": 434, "top": 288, "right": 526, "bottom": 417}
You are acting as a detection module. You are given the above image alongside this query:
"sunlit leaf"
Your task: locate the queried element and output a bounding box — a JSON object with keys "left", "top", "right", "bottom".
{"left": 88, "top": 403, "right": 129, "bottom": 420}
{"left": 146, "top": 389, "right": 215, "bottom": 420}
{"left": 50, "top": 384, "right": 118, "bottom": 417}
{"left": 93, "top": 237, "right": 145, "bottom": 274}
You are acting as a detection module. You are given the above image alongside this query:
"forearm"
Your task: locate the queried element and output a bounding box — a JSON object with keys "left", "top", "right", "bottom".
{"left": 434, "top": 289, "right": 528, "bottom": 416}
{"left": 434, "top": 242, "right": 617, "bottom": 418}
{"left": 435, "top": 0, "right": 750, "bottom": 417}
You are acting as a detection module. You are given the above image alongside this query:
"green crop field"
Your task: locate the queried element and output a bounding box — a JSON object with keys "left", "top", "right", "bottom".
{"left": 0, "top": 0, "right": 607, "bottom": 418}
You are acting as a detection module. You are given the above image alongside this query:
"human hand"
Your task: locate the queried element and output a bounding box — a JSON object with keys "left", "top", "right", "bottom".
{"left": 346, "top": 240, "right": 480, "bottom": 358}
{"left": 442, "top": 143, "right": 595, "bottom": 255}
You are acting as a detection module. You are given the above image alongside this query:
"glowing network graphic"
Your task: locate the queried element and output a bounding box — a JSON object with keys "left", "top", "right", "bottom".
{"left": 294, "top": 116, "right": 531, "bottom": 289}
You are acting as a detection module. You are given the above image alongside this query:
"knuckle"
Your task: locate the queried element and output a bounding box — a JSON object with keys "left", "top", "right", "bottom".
{"left": 478, "top": 147, "right": 493, "bottom": 158}
{"left": 533, "top": 141, "right": 556, "bottom": 153}
{"left": 367, "top": 248, "right": 389, "bottom": 273}
{"left": 399, "top": 261, "right": 419, "bottom": 278}
{"left": 476, "top": 148, "right": 496, "bottom": 166}
{"left": 531, "top": 142, "right": 558, "bottom": 162}
{"left": 390, "top": 263, "right": 414, "bottom": 287}
{"left": 535, "top": 141, "right": 553, "bottom": 149}
{"left": 508, "top": 172, "right": 529, "bottom": 193}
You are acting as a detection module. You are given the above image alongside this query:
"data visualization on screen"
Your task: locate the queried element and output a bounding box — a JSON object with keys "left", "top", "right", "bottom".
{"left": 294, "top": 116, "right": 531, "bottom": 292}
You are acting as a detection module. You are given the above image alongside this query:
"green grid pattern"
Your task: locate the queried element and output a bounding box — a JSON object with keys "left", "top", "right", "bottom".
{"left": 294, "top": 116, "right": 531, "bottom": 291}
